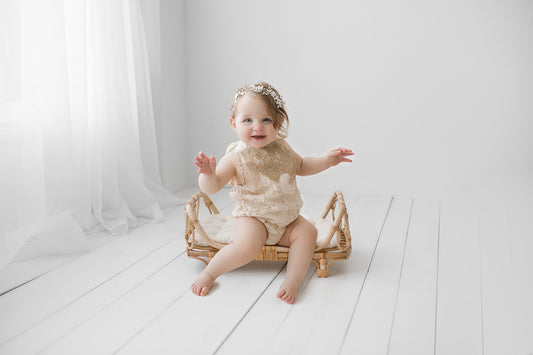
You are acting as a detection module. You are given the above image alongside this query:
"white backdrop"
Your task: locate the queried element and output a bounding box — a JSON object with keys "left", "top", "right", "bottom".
{"left": 154, "top": 0, "right": 533, "bottom": 199}
{"left": 141, "top": 0, "right": 189, "bottom": 193}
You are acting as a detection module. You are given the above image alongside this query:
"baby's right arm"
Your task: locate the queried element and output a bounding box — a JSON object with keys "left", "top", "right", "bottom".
{"left": 194, "top": 151, "right": 237, "bottom": 194}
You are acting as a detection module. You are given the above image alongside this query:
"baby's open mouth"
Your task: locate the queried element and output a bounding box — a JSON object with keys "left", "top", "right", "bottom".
{"left": 251, "top": 135, "right": 266, "bottom": 139}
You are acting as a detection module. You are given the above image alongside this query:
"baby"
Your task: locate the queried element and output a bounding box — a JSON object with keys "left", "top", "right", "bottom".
{"left": 191, "top": 81, "right": 353, "bottom": 304}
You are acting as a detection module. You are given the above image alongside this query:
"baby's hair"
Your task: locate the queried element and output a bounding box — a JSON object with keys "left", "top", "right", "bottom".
{"left": 230, "top": 81, "right": 289, "bottom": 138}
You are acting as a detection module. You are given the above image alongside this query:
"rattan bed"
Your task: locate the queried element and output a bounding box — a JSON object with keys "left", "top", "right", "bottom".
{"left": 185, "top": 190, "right": 351, "bottom": 277}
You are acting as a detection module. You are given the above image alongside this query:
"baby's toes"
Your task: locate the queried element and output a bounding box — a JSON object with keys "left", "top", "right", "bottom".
{"left": 282, "top": 292, "right": 295, "bottom": 304}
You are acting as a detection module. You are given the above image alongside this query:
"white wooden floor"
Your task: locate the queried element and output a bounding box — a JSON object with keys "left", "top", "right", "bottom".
{"left": 0, "top": 186, "right": 532, "bottom": 355}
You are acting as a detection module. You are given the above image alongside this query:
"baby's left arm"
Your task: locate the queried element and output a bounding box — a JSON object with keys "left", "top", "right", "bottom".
{"left": 297, "top": 147, "right": 354, "bottom": 176}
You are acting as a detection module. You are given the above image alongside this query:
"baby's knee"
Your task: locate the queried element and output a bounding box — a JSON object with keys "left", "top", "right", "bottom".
{"left": 304, "top": 223, "right": 318, "bottom": 243}
{"left": 236, "top": 240, "right": 262, "bottom": 262}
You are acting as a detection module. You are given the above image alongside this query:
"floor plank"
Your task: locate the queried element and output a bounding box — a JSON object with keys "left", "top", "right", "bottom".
{"left": 0, "top": 254, "right": 78, "bottom": 296}
{"left": 435, "top": 198, "right": 483, "bottom": 355}
{"left": 505, "top": 195, "right": 533, "bottom": 354}
{"left": 340, "top": 198, "right": 412, "bottom": 355}
{"left": 477, "top": 194, "right": 517, "bottom": 355}
{"left": 388, "top": 199, "right": 439, "bottom": 355}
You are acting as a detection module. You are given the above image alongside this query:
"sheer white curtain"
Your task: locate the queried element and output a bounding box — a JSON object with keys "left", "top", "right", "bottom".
{"left": 0, "top": 0, "right": 181, "bottom": 269}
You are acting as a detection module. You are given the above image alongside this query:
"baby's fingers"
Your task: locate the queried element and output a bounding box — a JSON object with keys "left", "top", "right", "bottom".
{"left": 195, "top": 152, "right": 212, "bottom": 164}
{"left": 330, "top": 147, "right": 354, "bottom": 165}
{"left": 194, "top": 152, "right": 216, "bottom": 175}
{"left": 196, "top": 151, "right": 209, "bottom": 161}
{"left": 331, "top": 147, "right": 354, "bottom": 158}
{"left": 337, "top": 147, "right": 354, "bottom": 156}
{"left": 194, "top": 156, "right": 206, "bottom": 168}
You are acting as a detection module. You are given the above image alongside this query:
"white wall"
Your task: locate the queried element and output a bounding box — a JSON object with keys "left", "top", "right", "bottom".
{"left": 182, "top": 0, "right": 533, "bottom": 199}
{"left": 140, "top": 0, "right": 188, "bottom": 192}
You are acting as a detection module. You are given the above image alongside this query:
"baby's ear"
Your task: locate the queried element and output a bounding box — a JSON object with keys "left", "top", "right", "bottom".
{"left": 229, "top": 117, "right": 236, "bottom": 129}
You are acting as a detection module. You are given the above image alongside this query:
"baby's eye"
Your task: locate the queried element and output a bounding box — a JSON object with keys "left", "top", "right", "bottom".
{"left": 243, "top": 118, "right": 252, "bottom": 123}
{"left": 262, "top": 118, "right": 272, "bottom": 123}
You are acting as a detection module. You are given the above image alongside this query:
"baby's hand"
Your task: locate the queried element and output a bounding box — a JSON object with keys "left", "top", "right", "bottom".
{"left": 327, "top": 147, "right": 354, "bottom": 167}
{"left": 194, "top": 152, "right": 216, "bottom": 175}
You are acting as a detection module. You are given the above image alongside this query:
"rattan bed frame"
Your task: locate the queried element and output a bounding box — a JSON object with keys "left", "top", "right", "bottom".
{"left": 185, "top": 190, "right": 351, "bottom": 277}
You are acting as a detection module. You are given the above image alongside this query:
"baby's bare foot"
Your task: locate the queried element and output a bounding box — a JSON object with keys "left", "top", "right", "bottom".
{"left": 277, "top": 281, "right": 298, "bottom": 304}
{"left": 191, "top": 271, "right": 215, "bottom": 296}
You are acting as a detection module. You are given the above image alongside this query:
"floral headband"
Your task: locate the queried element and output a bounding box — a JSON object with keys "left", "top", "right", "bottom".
{"left": 233, "top": 84, "right": 285, "bottom": 109}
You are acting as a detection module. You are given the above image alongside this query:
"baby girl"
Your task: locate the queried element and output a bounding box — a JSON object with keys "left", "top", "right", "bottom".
{"left": 191, "top": 82, "right": 353, "bottom": 304}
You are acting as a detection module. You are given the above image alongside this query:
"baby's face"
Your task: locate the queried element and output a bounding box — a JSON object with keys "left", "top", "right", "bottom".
{"left": 230, "top": 94, "right": 279, "bottom": 148}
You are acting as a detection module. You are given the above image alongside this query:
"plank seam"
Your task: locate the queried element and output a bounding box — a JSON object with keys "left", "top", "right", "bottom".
{"left": 476, "top": 207, "right": 485, "bottom": 355}
{"left": 0, "top": 255, "right": 80, "bottom": 297}
{"left": 433, "top": 201, "right": 441, "bottom": 355}
{"left": 111, "top": 288, "right": 190, "bottom": 355}
{"left": 386, "top": 199, "right": 414, "bottom": 354}
{"left": 213, "top": 263, "right": 288, "bottom": 354}
{"left": 261, "top": 263, "right": 318, "bottom": 352}
{"left": 337, "top": 196, "right": 394, "bottom": 354}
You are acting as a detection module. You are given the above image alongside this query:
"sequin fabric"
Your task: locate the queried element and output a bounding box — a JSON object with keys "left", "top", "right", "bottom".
{"left": 226, "top": 139, "right": 303, "bottom": 244}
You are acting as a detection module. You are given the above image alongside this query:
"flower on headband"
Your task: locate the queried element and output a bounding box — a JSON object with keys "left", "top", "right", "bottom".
{"left": 232, "top": 84, "right": 285, "bottom": 109}
{"left": 251, "top": 85, "right": 264, "bottom": 93}
{"left": 234, "top": 89, "right": 245, "bottom": 105}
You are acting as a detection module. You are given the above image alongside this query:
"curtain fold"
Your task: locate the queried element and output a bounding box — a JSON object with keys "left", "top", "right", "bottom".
{"left": 0, "top": 0, "right": 182, "bottom": 269}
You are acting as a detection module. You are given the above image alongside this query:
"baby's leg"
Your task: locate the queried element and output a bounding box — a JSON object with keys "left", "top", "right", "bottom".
{"left": 191, "top": 217, "right": 267, "bottom": 296}
{"left": 276, "top": 216, "right": 317, "bottom": 304}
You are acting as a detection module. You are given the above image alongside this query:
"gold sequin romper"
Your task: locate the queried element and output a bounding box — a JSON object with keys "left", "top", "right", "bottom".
{"left": 226, "top": 139, "right": 303, "bottom": 245}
